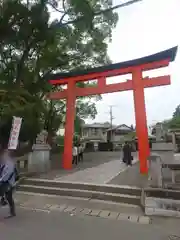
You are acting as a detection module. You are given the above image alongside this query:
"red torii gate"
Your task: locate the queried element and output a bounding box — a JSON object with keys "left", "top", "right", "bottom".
{"left": 48, "top": 46, "right": 177, "bottom": 174}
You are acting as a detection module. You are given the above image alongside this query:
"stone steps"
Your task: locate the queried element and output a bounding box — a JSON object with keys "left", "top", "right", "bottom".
{"left": 145, "top": 187, "right": 180, "bottom": 200}
{"left": 17, "top": 178, "right": 141, "bottom": 206}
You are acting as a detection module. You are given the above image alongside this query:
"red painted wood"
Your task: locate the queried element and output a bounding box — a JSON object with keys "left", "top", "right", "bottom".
{"left": 139, "top": 59, "right": 169, "bottom": 71}
{"left": 48, "top": 76, "right": 170, "bottom": 100}
{"left": 63, "top": 81, "right": 76, "bottom": 169}
{"left": 98, "top": 77, "right": 106, "bottom": 88}
{"left": 48, "top": 59, "right": 172, "bottom": 173}
{"left": 132, "top": 68, "right": 149, "bottom": 174}
{"left": 142, "top": 75, "right": 170, "bottom": 88}
{"left": 76, "top": 80, "right": 133, "bottom": 97}
{"left": 47, "top": 91, "right": 67, "bottom": 100}
{"left": 49, "top": 59, "right": 170, "bottom": 85}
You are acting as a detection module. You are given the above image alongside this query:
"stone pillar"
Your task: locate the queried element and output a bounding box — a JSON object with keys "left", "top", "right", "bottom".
{"left": 152, "top": 123, "right": 174, "bottom": 161}
{"left": 151, "top": 123, "right": 174, "bottom": 181}
{"left": 172, "top": 133, "right": 177, "bottom": 152}
{"left": 148, "top": 155, "right": 163, "bottom": 188}
{"left": 152, "top": 142, "right": 174, "bottom": 160}
{"left": 28, "top": 130, "right": 51, "bottom": 173}
{"left": 28, "top": 144, "right": 51, "bottom": 173}
{"left": 155, "top": 123, "right": 163, "bottom": 142}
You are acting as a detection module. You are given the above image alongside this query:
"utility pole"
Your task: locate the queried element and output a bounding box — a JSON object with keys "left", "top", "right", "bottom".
{"left": 109, "top": 105, "right": 115, "bottom": 142}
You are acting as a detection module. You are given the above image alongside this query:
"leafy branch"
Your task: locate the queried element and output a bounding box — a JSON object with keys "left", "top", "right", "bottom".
{"left": 52, "top": 0, "right": 142, "bottom": 27}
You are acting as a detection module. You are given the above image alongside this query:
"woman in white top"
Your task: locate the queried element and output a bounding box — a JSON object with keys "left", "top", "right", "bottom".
{"left": 72, "top": 146, "right": 78, "bottom": 165}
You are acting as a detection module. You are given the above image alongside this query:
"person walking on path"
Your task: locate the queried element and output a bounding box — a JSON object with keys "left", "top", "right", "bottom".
{"left": 0, "top": 163, "right": 8, "bottom": 206}
{"left": 122, "top": 141, "right": 133, "bottom": 166}
{"left": 0, "top": 145, "right": 16, "bottom": 218}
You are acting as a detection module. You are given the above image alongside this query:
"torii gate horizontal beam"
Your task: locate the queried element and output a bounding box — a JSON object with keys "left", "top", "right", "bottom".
{"left": 48, "top": 75, "right": 170, "bottom": 99}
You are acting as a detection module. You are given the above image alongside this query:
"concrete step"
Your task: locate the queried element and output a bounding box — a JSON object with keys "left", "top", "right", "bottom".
{"left": 145, "top": 187, "right": 180, "bottom": 200}
{"left": 22, "top": 178, "right": 141, "bottom": 196}
{"left": 17, "top": 184, "right": 141, "bottom": 206}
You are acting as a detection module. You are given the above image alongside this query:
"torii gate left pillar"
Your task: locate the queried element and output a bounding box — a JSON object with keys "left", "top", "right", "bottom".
{"left": 48, "top": 46, "right": 177, "bottom": 174}
{"left": 63, "top": 80, "right": 76, "bottom": 170}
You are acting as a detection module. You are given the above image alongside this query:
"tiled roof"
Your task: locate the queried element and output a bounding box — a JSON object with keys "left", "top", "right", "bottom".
{"left": 106, "top": 124, "right": 132, "bottom": 132}
{"left": 82, "top": 122, "right": 114, "bottom": 129}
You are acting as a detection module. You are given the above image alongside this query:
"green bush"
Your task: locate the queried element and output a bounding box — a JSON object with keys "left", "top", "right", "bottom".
{"left": 51, "top": 145, "right": 64, "bottom": 154}
{"left": 56, "top": 135, "right": 64, "bottom": 146}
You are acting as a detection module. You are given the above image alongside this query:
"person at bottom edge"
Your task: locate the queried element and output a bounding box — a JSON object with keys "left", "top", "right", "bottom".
{"left": 0, "top": 147, "right": 16, "bottom": 218}
{"left": 0, "top": 163, "right": 8, "bottom": 206}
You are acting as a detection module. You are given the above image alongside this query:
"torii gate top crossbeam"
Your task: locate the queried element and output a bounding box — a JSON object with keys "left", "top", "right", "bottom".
{"left": 48, "top": 46, "right": 177, "bottom": 85}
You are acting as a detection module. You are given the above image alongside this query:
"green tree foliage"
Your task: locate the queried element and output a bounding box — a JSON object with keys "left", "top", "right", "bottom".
{"left": 166, "top": 117, "right": 180, "bottom": 130}
{"left": 0, "top": 0, "right": 138, "bottom": 144}
{"left": 161, "top": 105, "right": 180, "bottom": 131}
{"left": 0, "top": 0, "right": 119, "bottom": 144}
{"left": 173, "top": 105, "right": 180, "bottom": 118}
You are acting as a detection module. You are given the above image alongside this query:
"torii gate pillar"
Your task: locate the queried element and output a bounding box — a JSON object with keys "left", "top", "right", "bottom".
{"left": 63, "top": 81, "right": 76, "bottom": 169}
{"left": 133, "top": 68, "right": 150, "bottom": 173}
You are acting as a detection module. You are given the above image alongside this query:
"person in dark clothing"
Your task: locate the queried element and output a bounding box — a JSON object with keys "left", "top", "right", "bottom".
{"left": 78, "top": 144, "right": 83, "bottom": 162}
{"left": 122, "top": 141, "right": 132, "bottom": 166}
{"left": 0, "top": 145, "right": 16, "bottom": 218}
{"left": 0, "top": 163, "right": 8, "bottom": 206}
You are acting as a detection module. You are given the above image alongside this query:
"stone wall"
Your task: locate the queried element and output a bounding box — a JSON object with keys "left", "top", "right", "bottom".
{"left": 145, "top": 197, "right": 180, "bottom": 217}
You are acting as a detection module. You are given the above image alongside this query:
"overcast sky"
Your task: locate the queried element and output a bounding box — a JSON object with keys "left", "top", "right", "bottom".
{"left": 51, "top": 0, "right": 180, "bottom": 127}
{"left": 86, "top": 0, "right": 180, "bottom": 127}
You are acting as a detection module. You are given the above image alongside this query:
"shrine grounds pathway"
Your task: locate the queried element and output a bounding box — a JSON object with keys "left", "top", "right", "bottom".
{"left": 109, "top": 153, "right": 180, "bottom": 187}
{"left": 39, "top": 151, "right": 138, "bottom": 184}
{"left": 44, "top": 151, "right": 180, "bottom": 187}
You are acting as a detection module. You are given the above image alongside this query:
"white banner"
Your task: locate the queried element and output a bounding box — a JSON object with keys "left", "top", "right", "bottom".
{"left": 8, "top": 116, "right": 22, "bottom": 150}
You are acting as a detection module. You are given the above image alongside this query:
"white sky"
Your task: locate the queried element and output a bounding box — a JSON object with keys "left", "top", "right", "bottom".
{"left": 87, "top": 0, "right": 180, "bottom": 126}
{"left": 51, "top": 0, "right": 180, "bottom": 127}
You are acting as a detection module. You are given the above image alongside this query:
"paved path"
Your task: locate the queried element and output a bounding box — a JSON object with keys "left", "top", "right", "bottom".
{"left": 15, "top": 192, "right": 144, "bottom": 215}
{"left": 0, "top": 207, "right": 180, "bottom": 240}
{"left": 14, "top": 192, "right": 145, "bottom": 224}
{"left": 109, "top": 162, "right": 148, "bottom": 187}
{"left": 109, "top": 153, "right": 180, "bottom": 187}
{"left": 1, "top": 193, "right": 180, "bottom": 239}
{"left": 55, "top": 158, "right": 138, "bottom": 184}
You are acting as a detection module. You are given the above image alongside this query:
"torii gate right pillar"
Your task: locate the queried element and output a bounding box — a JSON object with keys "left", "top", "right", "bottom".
{"left": 133, "top": 67, "right": 149, "bottom": 174}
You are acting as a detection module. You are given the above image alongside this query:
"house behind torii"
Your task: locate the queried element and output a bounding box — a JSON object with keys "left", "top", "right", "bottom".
{"left": 81, "top": 122, "right": 134, "bottom": 143}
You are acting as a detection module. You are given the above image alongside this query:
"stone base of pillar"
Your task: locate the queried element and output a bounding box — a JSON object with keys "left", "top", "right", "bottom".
{"left": 28, "top": 144, "right": 51, "bottom": 173}
{"left": 148, "top": 155, "right": 163, "bottom": 188}
{"left": 151, "top": 141, "right": 174, "bottom": 181}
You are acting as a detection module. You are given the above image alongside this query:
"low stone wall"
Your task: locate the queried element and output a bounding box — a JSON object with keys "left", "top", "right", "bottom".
{"left": 142, "top": 187, "right": 180, "bottom": 217}
{"left": 145, "top": 197, "right": 180, "bottom": 217}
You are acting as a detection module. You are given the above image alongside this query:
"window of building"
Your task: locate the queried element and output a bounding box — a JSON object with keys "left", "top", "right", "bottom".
{"left": 92, "top": 128, "right": 98, "bottom": 135}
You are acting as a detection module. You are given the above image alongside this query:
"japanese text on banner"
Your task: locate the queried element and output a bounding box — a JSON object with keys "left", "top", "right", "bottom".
{"left": 8, "top": 117, "right": 22, "bottom": 150}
